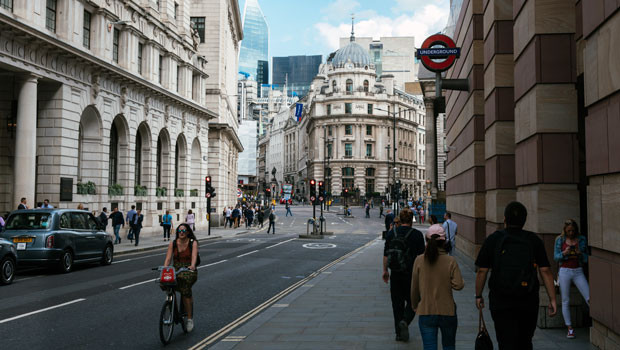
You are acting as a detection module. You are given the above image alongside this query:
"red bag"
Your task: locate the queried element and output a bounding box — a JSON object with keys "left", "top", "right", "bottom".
{"left": 159, "top": 267, "right": 176, "bottom": 285}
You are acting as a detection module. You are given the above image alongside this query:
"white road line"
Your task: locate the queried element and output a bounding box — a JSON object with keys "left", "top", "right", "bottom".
{"left": 236, "top": 250, "right": 259, "bottom": 258}
{"left": 197, "top": 260, "right": 227, "bottom": 269}
{"left": 0, "top": 298, "right": 86, "bottom": 324}
{"left": 113, "top": 259, "right": 132, "bottom": 264}
{"left": 119, "top": 278, "right": 157, "bottom": 290}
{"left": 14, "top": 275, "right": 45, "bottom": 282}
{"left": 265, "top": 238, "right": 296, "bottom": 249}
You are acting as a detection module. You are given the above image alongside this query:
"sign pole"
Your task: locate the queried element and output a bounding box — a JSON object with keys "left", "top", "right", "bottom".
{"left": 207, "top": 197, "right": 211, "bottom": 236}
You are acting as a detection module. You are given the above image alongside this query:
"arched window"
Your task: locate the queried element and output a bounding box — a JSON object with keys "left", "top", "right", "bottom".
{"left": 363, "top": 80, "right": 369, "bottom": 92}
{"left": 174, "top": 141, "right": 180, "bottom": 189}
{"left": 78, "top": 125, "right": 83, "bottom": 180}
{"left": 109, "top": 123, "right": 118, "bottom": 185}
{"left": 157, "top": 135, "right": 163, "bottom": 187}
{"left": 346, "top": 79, "right": 353, "bottom": 93}
{"left": 135, "top": 132, "right": 142, "bottom": 186}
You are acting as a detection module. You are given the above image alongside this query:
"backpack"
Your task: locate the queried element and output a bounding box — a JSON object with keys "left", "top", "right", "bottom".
{"left": 491, "top": 230, "right": 537, "bottom": 297}
{"left": 173, "top": 239, "right": 201, "bottom": 266}
{"left": 386, "top": 228, "right": 415, "bottom": 273}
{"left": 269, "top": 213, "right": 275, "bottom": 222}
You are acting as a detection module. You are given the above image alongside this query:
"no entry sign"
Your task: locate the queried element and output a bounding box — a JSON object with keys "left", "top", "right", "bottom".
{"left": 416, "top": 34, "right": 460, "bottom": 72}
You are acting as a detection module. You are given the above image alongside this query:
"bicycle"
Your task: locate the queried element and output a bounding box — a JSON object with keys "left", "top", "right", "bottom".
{"left": 153, "top": 266, "right": 192, "bottom": 345}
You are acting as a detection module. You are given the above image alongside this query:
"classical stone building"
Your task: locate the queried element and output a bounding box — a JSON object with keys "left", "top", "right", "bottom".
{"left": 442, "top": 0, "right": 620, "bottom": 346}
{"left": 0, "top": 0, "right": 218, "bottom": 234}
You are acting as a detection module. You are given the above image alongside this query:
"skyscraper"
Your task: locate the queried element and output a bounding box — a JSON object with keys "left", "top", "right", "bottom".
{"left": 272, "top": 55, "right": 322, "bottom": 98}
{"left": 238, "top": 0, "right": 269, "bottom": 85}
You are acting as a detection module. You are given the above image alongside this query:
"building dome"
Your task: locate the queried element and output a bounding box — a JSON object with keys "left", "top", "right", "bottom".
{"left": 331, "top": 41, "right": 371, "bottom": 67}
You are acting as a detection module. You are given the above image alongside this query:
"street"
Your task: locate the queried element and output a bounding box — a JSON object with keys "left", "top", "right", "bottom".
{"left": 0, "top": 205, "right": 384, "bottom": 350}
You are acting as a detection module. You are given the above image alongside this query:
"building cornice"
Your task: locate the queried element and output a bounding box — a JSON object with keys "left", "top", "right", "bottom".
{"left": 229, "top": 0, "right": 244, "bottom": 41}
{"left": 208, "top": 122, "right": 244, "bottom": 151}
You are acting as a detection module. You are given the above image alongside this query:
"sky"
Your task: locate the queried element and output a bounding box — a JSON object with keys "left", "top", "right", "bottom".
{"left": 238, "top": 0, "right": 451, "bottom": 61}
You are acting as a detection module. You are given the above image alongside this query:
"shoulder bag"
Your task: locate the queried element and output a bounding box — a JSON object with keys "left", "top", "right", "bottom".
{"left": 475, "top": 309, "right": 493, "bottom": 350}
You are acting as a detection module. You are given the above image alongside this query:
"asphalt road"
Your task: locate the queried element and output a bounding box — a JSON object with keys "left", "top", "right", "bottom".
{"left": 0, "top": 205, "right": 385, "bottom": 350}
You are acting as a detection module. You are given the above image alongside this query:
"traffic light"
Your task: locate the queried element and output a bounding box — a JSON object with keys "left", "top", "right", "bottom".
{"left": 318, "top": 181, "right": 325, "bottom": 202}
{"left": 343, "top": 188, "right": 348, "bottom": 197}
{"left": 309, "top": 179, "right": 316, "bottom": 202}
{"left": 265, "top": 188, "right": 271, "bottom": 197}
{"left": 205, "top": 176, "right": 216, "bottom": 198}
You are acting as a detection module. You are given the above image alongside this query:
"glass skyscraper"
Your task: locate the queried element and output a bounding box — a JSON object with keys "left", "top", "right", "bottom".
{"left": 272, "top": 55, "right": 322, "bottom": 98}
{"left": 238, "top": 0, "right": 269, "bottom": 86}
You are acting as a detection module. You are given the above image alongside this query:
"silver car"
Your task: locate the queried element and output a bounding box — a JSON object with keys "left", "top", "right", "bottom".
{"left": 0, "top": 209, "right": 114, "bottom": 273}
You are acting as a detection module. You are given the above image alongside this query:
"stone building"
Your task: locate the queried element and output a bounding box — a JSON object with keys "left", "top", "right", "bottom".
{"left": 0, "top": 0, "right": 216, "bottom": 233}
{"left": 442, "top": 0, "right": 620, "bottom": 346}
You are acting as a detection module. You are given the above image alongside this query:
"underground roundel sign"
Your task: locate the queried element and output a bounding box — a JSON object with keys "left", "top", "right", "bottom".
{"left": 416, "top": 34, "right": 461, "bottom": 73}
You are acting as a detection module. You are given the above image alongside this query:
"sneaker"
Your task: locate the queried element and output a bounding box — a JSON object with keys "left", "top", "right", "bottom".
{"left": 398, "top": 320, "right": 409, "bottom": 342}
{"left": 395, "top": 334, "right": 403, "bottom": 342}
{"left": 186, "top": 319, "right": 194, "bottom": 332}
{"left": 567, "top": 328, "right": 575, "bottom": 339}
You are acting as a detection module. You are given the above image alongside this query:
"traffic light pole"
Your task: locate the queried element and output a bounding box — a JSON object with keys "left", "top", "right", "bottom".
{"left": 207, "top": 197, "right": 211, "bottom": 236}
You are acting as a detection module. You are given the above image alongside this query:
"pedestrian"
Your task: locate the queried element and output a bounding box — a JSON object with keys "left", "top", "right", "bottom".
{"left": 553, "top": 219, "right": 589, "bottom": 339}
{"left": 385, "top": 209, "right": 395, "bottom": 232}
{"left": 267, "top": 211, "right": 276, "bottom": 234}
{"left": 245, "top": 207, "right": 254, "bottom": 228}
{"left": 98, "top": 207, "right": 109, "bottom": 231}
{"left": 257, "top": 207, "right": 265, "bottom": 228}
{"left": 285, "top": 201, "right": 293, "bottom": 216}
{"left": 185, "top": 209, "right": 195, "bottom": 231}
{"left": 225, "top": 207, "right": 232, "bottom": 228}
{"left": 132, "top": 209, "right": 144, "bottom": 246}
{"left": 442, "top": 212, "right": 458, "bottom": 256}
{"left": 232, "top": 206, "right": 241, "bottom": 228}
{"left": 365, "top": 202, "right": 370, "bottom": 218}
{"left": 411, "top": 224, "right": 464, "bottom": 350}
{"left": 109, "top": 207, "right": 124, "bottom": 244}
{"left": 126, "top": 205, "right": 137, "bottom": 243}
{"left": 380, "top": 203, "right": 384, "bottom": 218}
{"left": 162, "top": 210, "right": 173, "bottom": 241}
{"left": 475, "top": 201, "right": 557, "bottom": 350}
{"left": 17, "top": 197, "right": 28, "bottom": 210}
{"left": 420, "top": 208, "right": 425, "bottom": 224}
{"left": 77, "top": 203, "right": 84, "bottom": 210}
{"left": 382, "top": 208, "right": 426, "bottom": 342}
{"left": 40, "top": 199, "right": 54, "bottom": 209}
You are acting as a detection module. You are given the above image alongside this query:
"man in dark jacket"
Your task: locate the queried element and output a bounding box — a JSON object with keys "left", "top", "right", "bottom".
{"left": 98, "top": 207, "right": 109, "bottom": 231}
{"left": 382, "top": 208, "right": 425, "bottom": 342}
{"left": 267, "top": 211, "right": 275, "bottom": 234}
{"left": 109, "top": 207, "right": 124, "bottom": 244}
{"left": 132, "top": 209, "right": 144, "bottom": 246}
{"left": 385, "top": 209, "right": 395, "bottom": 231}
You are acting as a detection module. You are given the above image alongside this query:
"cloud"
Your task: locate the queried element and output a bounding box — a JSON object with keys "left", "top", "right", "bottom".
{"left": 314, "top": 3, "right": 450, "bottom": 51}
{"left": 320, "top": 0, "right": 361, "bottom": 21}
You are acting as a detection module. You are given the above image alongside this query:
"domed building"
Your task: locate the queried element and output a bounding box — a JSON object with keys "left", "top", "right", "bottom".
{"left": 300, "top": 29, "right": 426, "bottom": 203}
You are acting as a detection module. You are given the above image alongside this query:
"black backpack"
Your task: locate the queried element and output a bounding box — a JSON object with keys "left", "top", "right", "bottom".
{"left": 491, "top": 230, "right": 537, "bottom": 297}
{"left": 386, "top": 228, "right": 415, "bottom": 272}
{"left": 173, "top": 239, "right": 201, "bottom": 266}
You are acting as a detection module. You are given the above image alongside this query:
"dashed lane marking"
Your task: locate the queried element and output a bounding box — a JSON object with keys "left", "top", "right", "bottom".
{"left": 0, "top": 298, "right": 86, "bottom": 324}
{"left": 265, "top": 238, "right": 296, "bottom": 249}
{"left": 236, "top": 250, "right": 259, "bottom": 258}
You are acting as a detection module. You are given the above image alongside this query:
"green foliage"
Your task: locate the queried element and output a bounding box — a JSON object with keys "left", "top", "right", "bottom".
{"left": 77, "top": 181, "right": 97, "bottom": 195}
{"left": 108, "top": 183, "right": 124, "bottom": 196}
{"left": 156, "top": 187, "right": 167, "bottom": 197}
{"left": 175, "top": 188, "right": 184, "bottom": 197}
{"left": 190, "top": 189, "right": 199, "bottom": 197}
{"left": 134, "top": 185, "right": 147, "bottom": 196}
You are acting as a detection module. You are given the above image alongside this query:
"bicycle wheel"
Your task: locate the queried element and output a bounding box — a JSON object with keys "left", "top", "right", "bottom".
{"left": 159, "top": 300, "right": 175, "bottom": 345}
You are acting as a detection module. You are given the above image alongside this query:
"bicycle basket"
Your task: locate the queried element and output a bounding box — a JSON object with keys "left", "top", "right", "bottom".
{"left": 159, "top": 267, "right": 177, "bottom": 286}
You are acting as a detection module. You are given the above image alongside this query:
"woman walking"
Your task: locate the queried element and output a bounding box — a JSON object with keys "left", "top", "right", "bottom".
{"left": 411, "top": 224, "right": 464, "bottom": 350}
{"left": 185, "top": 209, "right": 195, "bottom": 231}
{"left": 554, "top": 219, "right": 589, "bottom": 339}
{"left": 162, "top": 210, "right": 173, "bottom": 241}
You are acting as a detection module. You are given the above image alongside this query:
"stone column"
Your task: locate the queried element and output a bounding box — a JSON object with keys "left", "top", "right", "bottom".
{"left": 424, "top": 98, "right": 435, "bottom": 213}
{"left": 13, "top": 74, "right": 39, "bottom": 207}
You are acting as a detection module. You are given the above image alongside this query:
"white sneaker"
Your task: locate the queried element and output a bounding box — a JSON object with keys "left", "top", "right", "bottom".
{"left": 186, "top": 319, "right": 194, "bottom": 332}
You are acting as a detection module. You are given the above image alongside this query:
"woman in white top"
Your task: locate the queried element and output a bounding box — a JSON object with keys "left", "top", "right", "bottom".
{"left": 185, "top": 210, "right": 196, "bottom": 231}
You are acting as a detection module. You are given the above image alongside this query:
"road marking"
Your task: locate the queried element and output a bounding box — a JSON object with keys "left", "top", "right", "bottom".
{"left": 302, "top": 243, "right": 337, "bottom": 249}
{"left": 0, "top": 298, "right": 86, "bottom": 324}
{"left": 14, "top": 275, "right": 45, "bottom": 282}
{"left": 119, "top": 278, "right": 157, "bottom": 290}
{"left": 197, "top": 260, "right": 227, "bottom": 269}
{"left": 188, "top": 238, "right": 377, "bottom": 350}
{"left": 272, "top": 304, "right": 289, "bottom": 308}
{"left": 236, "top": 250, "right": 259, "bottom": 258}
{"left": 265, "top": 238, "right": 296, "bottom": 249}
{"left": 222, "top": 336, "right": 245, "bottom": 342}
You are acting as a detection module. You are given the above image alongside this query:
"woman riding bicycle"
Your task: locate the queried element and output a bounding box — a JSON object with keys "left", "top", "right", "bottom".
{"left": 163, "top": 223, "right": 198, "bottom": 332}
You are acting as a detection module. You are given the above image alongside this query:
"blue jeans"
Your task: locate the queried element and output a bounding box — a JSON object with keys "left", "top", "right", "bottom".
{"left": 113, "top": 225, "right": 122, "bottom": 243}
{"left": 418, "top": 314, "right": 457, "bottom": 350}
{"left": 286, "top": 208, "right": 292, "bottom": 216}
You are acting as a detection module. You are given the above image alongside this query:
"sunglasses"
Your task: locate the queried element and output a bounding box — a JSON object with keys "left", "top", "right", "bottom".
{"left": 178, "top": 229, "right": 187, "bottom": 233}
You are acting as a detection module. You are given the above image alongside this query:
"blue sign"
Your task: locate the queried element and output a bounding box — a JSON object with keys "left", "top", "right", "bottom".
{"left": 416, "top": 48, "right": 461, "bottom": 58}
{"left": 295, "top": 103, "right": 303, "bottom": 121}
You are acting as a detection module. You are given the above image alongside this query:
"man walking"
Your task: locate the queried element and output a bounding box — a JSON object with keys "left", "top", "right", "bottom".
{"left": 475, "top": 201, "right": 557, "bottom": 350}
{"left": 384, "top": 209, "right": 395, "bottom": 232}
{"left": 267, "top": 211, "right": 276, "bottom": 234}
{"left": 109, "top": 207, "right": 124, "bottom": 244}
{"left": 285, "top": 202, "right": 293, "bottom": 217}
{"left": 379, "top": 203, "right": 384, "bottom": 218}
{"left": 442, "top": 212, "right": 457, "bottom": 256}
{"left": 17, "top": 198, "right": 28, "bottom": 210}
{"left": 365, "top": 202, "right": 370, "bottom": 218}
{"left": 98, "top": 207, "right": 109, "bottom": 231}
{"left": 132, "top": 209, "right": 144, "bottom": 246}
{"left": 126, "top": 205, "right": 137, "bottom": 244}
{"left": 382, "top": 208, "right": 425, "bottom": 342}
{"left": 225, "top": 207, "right": 232, "bottom": 228}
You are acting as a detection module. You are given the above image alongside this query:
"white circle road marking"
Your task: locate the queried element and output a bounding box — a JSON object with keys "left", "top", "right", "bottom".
{"left": 302, "top": 243, "right": 337, "bottom": 249}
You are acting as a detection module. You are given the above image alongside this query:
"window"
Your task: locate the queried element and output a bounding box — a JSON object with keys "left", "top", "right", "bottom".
{"left": 176, "top": 65, "right": 181, "bottom": 92}
{"left": 190, "top": 17, "right": 205, "bottom": 43}
{"left": 174, "top": 2, "right": 179, "bottom": 19}
{"left": 159, "top": 55, "right": 163, "bottom": 84}
{"left": 332, "top": 80, "right": 336, "bottom": 90}
{"left": 113, "top": 28, "right": 120, "bottom": 63}
{"left": 366, "top": 144, "right": 372, "bottom": 157}
{"left": 87, "top": 215, "right": 99, "bottom": 230}
{"left": 135, "top": 131, "right": 142, "bottom": 186}
{"left": 345, "top": 125, "right": 352, "bottom": 135}
{"left": 346, "top": 79, "right": 353, "bottom": 93}
{"left": 343, "top": 178, "right": 355, "bottom": 190}
{"left": 83, "top": 10, "right": 91, "bottom": 49}
{"left": 345, "top": 143, "right": 352, "bottom": 157}
{"left": 365, "top": 179, "right": 375, "bottom": 195}
{"left": 342, "top": 167, "right": 354, "bottom": 176}
{"left": 327, "top": 143, "right": 333, "bottom": 158}
{"left": 368, "top": 104, "right": 373, "bottom": 115}
{"left": 174, "top": 141, "right": 179, "bottom": 189}
{"left": 70, "top": 212, "right": 88, "bottom": 230}
{"left": 366, "top": 168, "right": 375, "bottom": 177}
{"left": 0, "top": 0, "right": 13, "bottom": 11}
{"left": 138, "top": 43, "right": 144, "bottom": 74}
{"left": 328, "top": 126, "right": 333, "bottom": 136}
{"left": 366, "top": 125, "right": 372, "bottom": 136}
{"left": 157, "top": 135, "right": 163, "bottom": 187}
{"left": 363, "top": 80, "right": 369, "bottom": 92}
{"left": 46, "top": 0, "right": 57, "bottom": 32}
{"left": 327, "top": 104, "right": 331, "bottom": 115}
{"left": 345, "top": 103, "right": 352, "bottom": 114}
{"left": 109, "top": 123, "right": 118, "bottom": 186}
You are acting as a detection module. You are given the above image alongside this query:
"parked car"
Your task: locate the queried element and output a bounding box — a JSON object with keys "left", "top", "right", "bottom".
{"left": 0, "top": 238, "right": 17, "bottom": 285}
{"left": 0, "top": 209, "right": 114, "bottom": 273}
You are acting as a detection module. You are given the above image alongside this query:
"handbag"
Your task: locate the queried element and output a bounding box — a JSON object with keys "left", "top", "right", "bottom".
{"left": 475, "top": 309, "right": 493, "bottom": 350}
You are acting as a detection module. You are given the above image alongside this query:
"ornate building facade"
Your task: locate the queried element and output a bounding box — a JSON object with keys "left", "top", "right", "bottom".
{"left": 0, "top": 0, "right": 216, "bottom": 233}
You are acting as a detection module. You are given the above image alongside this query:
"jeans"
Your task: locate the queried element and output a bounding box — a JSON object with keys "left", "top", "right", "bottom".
{"left": 163, "top": 224, "right": 171, "bottom": 239}
{"left": 267, "top": 222, "right": 275, "bottom": 234}
{"left": 491, "top": 303, "right": 539, "bottom": 350}
{"left": 134, "top": 227, "right": 141, "bottom": 246}
{"left": 113, "top": 225, "right": 121, "bottom": 243}
{"left": 389, "top": 272, "right": 415, "bottom": 335}
{"left": 559, "top": 267, "right": 590, "bottom": 326}
{"left": 418, "top": 314, "right": 458, "bottom": 350}
{"left": 286, "top": 208, "right": 292, "bottom": 216}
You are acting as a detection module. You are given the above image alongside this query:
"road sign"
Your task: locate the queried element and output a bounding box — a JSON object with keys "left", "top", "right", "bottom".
{"left": 237, "top": 188, "right": 242, "bottom": 198}
{"left": 295, "top": 103, "right": 303, "bottom": 121}
{"left": 206, "top": 192, "right": 211, "bottom": 198}
{"left": 319, "top": 196, "right": 324, "bottom": 202}
{"left": 416, "top": 34, "right": 460, "bottom": 72}
{"left": 310, "top": 196, "right": 316, "bottom": 202}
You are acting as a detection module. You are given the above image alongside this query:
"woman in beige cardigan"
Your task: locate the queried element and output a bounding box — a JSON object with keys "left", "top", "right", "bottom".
{"left": 411, "top": 224, "right": 464, "bottom": 350}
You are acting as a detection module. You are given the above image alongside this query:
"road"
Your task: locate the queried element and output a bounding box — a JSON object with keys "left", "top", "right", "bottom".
{"left": 0, "top": 205, "right": 386, "bottom": 349}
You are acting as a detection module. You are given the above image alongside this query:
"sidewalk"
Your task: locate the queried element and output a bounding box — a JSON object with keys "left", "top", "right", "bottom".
{"left": 210, "top": 238, "right": 594, "bottom": 350}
